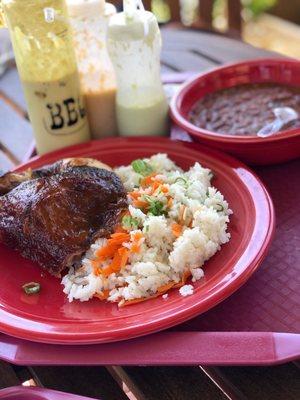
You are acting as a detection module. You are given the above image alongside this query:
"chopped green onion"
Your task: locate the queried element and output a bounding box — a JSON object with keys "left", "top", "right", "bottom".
{"left": 22, "top": 282, "right": 41, "bottom": 295}
{"left": 131, "top": 159, "right": 153, "bottom": 176}
{"left": 215, "top": 204, "right": 224, "bottom": 212}
{"left": 142, "top": 194, "right": 166, "bottom": 216}
{"left": 175, "top": 177, "right": 188, "bottom": 188}
{"left": 142, "top": 194, "right": 153, "bottom": 203}
{"left": 122, "top": 215, "right": 139, "bottom": 230}
{"left": 148, "top": 200, "right": 165, "bottom": 216}
{"left": 175, "top": 177, "right": 187, "bottom": 184}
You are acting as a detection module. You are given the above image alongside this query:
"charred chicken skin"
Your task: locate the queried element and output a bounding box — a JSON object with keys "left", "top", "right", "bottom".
{"left": 0, "top": 158, "right": 128, "bottom": 276}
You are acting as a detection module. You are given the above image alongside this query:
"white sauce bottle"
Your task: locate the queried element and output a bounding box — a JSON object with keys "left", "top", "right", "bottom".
{"left": 67, "top": 0, "right": 118, "bottom": 138}
{"left": 107, "top": 0, "right": 169, "bottom": 137}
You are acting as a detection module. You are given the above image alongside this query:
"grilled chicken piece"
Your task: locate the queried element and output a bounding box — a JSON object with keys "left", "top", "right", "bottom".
{"left": 0, "top": 157, "right": 112, "bottom": 195}
{"left": 0, "top": 158, "right": 127, "bottom": 276}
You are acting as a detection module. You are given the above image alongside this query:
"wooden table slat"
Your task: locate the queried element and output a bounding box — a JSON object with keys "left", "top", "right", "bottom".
{"left": 0, "top": 149, "right": 14, "bottom": 172}
{"left": 161, "top": 49, "right": 217, "bottom": 71}
{"left": 0, "top": 361, "right": 21, "bottom": 389}
{"left": 29, "top": 366, "right": 129, "bottom": 400}
{"left": 161, "top": 29, "right": 280, "bottom": 63}
{"left": 0, "top": 97, "right": 33, "bottom": 165}
{"left": 113, "top": 366, "right": 229, "bottom": 400}
{"left": 12, "top": 365, "right": 35, "bottom": 385}
{"left": 0, "top": 68, "right": 27, "bottom": 112}
{"left": 209, "top": 364, "right": 300, "bottom": 400}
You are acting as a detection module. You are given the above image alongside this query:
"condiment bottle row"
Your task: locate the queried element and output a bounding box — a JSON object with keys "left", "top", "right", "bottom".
{"left": 0, "top": 0, "right": 168, "bottom": 154}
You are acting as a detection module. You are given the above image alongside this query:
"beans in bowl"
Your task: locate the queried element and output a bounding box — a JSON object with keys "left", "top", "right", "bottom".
{"left": 188, "top": 83, "right": 300, "bottom": 136}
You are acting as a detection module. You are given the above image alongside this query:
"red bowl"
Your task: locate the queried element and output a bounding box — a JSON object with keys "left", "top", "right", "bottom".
{"left": 170, "top": 58, "right": 300, "bottom": 165}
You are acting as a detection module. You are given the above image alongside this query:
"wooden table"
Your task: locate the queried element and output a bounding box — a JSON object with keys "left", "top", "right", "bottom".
{"left": 0, "top": 28, "right": 299, "bottom": 399}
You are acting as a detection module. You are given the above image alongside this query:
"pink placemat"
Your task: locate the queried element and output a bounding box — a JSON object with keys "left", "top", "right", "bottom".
{"left": 169, "top": 130, "right": 300, "bottom": 336}
{"left": 0, "top": 72, "right": 298, "bottom": 366}
{"left": 170, "top": 129, "right": 300, "bottom": 336}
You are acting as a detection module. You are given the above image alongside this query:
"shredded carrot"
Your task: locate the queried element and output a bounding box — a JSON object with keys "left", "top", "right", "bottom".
{"left": 120, "top": 280, "right": 178, "bottom": 307}
{"left": 108, "top": 233, "right": 130, "bottom": 246}
{"left": 110, "top": 232, "right": 130, "bottom": 240}
{"left": 114, "top": 224, "right": 127, "bottom": 233}
{"left": 133, "top": 199, "right": 148, "bottom": 209}
{"left": 91, "top": 260, "right": 101, "bottom": 276}
{"left": 91, "top": 260, "right": 100, "bottom": 269}
{"left": 152, "top": 181, "right": 161, "bottom": 192}
{"left": 118, "top": 247, "right": 129, "bottom": 268}
{"left": 107, "top": 251, "right": 123, "bottom": 272}
{"left": 172, "top": 223, "right": 183, "bottom": 238}
{"left": 130, "top": 231, "right": 144, "bottom": 254}
{"left": 95, "top": 245, "right": 118, "bottom": 260}
{"left": 182, "top": 270, "right": 192, "bottom": 282}
{"left": 94, "top": 230, "right": 130, "bottom": 273}
{"left": 107, "top": 239, "right": 127, "bottom": 248}
{"left": 94, "top": 290, "right": 110, "bottom": 300}
{"left": 141, "top": 173, "right": 156, "bottom": 187}
{"left": 157, "top": 282, "right": 176, "bottom": 293}
{"left": 128, "top": 191, "right": 141, "bottom": 200}
{"left": 121, "top": 210, "right": 131, "bottom": 217}
{"left": 179, "top": 205, "right": 187, "bottom": 224}
{"left": 101, "top": 241, "right": 129, "bottom": 276}
{"left": 119, "top": 292, "right": 163, "bottom": 307}
{"left": 131, "top": 243, "right": 140, "bottom": 253}
{"left": 161, "top": 185, "right": 169, "bottom": 194}
{"left": 167, "top": 197, "right": 173, "bottom": 208}
{"left": 133, "top": 232, "right": 143, "bottom": 241}
{"left": 174, "top": 270, "right": 192, "bottom": 288}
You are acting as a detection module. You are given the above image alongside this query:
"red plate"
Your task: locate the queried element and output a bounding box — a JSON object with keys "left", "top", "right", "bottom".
{"left": 0, "top": 138, "right": 275, "bottom": 344}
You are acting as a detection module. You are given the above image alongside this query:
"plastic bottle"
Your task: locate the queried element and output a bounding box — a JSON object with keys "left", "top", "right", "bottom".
{"left": 107, "top": 0, "right": 169, "bottom": 137}
{"left": 1, "top": 0, "right": 90, "bottom": 154}
{"left": 67, "top": 0, "right": 118, "bottom": 138}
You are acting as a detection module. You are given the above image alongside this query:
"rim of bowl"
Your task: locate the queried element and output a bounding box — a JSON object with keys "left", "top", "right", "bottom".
{"left": 170, "top": 58, "right": 300, "bottom": 144}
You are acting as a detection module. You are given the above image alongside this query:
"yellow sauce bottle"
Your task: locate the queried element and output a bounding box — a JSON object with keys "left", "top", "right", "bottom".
{"left": 1, "top": 0, "right": 90, "bottom": 154}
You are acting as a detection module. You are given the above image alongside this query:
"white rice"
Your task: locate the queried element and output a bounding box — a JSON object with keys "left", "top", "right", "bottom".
{"left": 179, "top": 285, "right": 194, "bottom": 297}
{"left": 62, "top": 154, "right": 232, "bottom": 306}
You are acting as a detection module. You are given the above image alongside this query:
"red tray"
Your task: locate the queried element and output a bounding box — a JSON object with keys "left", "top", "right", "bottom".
{"left": 0, "top": 73, "right": 299, "bottom": 366}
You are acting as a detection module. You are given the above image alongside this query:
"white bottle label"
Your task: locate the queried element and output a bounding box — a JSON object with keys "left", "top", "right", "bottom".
{"left": 22, "top": 71, "right": 90, "bottom": 153}
{"left": 44, "top": 8, "right": 55, "bottom": 24}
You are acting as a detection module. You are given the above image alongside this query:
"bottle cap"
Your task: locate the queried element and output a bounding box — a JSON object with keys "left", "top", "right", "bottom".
{"left": 105, "top": 3, "right": 117, "bottom": 18}
{"left": 108, "top": 10, "right": 158, "bottom": 41}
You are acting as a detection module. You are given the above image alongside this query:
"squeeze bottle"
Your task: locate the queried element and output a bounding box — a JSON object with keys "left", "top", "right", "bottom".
{"left": 1, "top": 0, "right": 90, "bottom": 154}
{"left": 67, "top": 0, "right": 118, "bottom": 138}
{"left": 107, "top": 0, "right": 169, "bottom": 137}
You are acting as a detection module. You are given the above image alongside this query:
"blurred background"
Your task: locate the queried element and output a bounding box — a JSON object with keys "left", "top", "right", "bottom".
{"left": 137, "top": 0, "right": 300, "bottom": 58}
{"left": 1, "top": 0, "right": 300, "bottom": 76}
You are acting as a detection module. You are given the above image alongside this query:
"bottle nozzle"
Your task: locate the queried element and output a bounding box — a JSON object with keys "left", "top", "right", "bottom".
{"left": 123, "top": 0, "right": 149, "bottom": 36}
